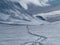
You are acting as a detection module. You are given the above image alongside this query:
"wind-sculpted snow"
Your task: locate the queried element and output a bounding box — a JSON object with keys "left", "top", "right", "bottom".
{"left": 0, "top": 24, "right": 47, "bottom": 45}
{"left": 34, "top": 10, "right": 60, "bottom": 22}
{"left": 0, "top": 0, "right": 60, "bottom": 45}
{"left": 0, "top": 0, "right": 38, "bottom": 25}
{"left": 0, "top": 0, "right": 60, "bottom": 24}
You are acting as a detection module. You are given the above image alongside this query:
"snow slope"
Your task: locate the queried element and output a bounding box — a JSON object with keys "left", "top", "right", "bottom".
{"left": 0, "top": 0, "right": 60, "bottom": 45}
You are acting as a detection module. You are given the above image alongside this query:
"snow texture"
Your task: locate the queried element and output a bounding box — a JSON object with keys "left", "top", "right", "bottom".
{"left": 0, "top": 0, "right": 60, "bottom": 45}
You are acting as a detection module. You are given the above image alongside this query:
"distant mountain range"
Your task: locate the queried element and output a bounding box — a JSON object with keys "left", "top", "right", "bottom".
{"left": 0, "top": 0, "right": 60, "bottom": 25}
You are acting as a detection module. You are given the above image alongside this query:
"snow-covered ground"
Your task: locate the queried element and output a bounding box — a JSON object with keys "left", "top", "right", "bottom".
{"left": 0, "top": 21, "right": 60, "bottom": 45}
{"left": 0, "top": 0, "right": 60, "bottom": 45}
{"left": 0, "top": 24, "right": 46, "bottom": 45}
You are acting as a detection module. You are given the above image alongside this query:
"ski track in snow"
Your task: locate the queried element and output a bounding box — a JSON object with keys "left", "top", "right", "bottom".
{"left": 0, "top": 22, "right": 60, "bottom": 45}
{"left": 0, "top": 0, "right": 60, "bottom": 45}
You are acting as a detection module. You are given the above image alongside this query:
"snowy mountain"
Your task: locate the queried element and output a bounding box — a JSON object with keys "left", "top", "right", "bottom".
{"left": 0, "top": 0, "right": 50, "bottom": 25}
{"left": 0, "top": 0, "right": 60, "bottom": 25}
{"left": 0, "top": 0, "right": 60, "bottom": 45}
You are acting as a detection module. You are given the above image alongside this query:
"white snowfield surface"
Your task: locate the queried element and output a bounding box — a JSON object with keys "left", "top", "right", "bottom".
{"left": 0, "top": 22, "right": 60, "bottom": 45}
{"left": 34, "top": 10, "right": 60, "bottom": 22}
{"left": 0, "top": 0, "right": 60, "bottom": 45}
